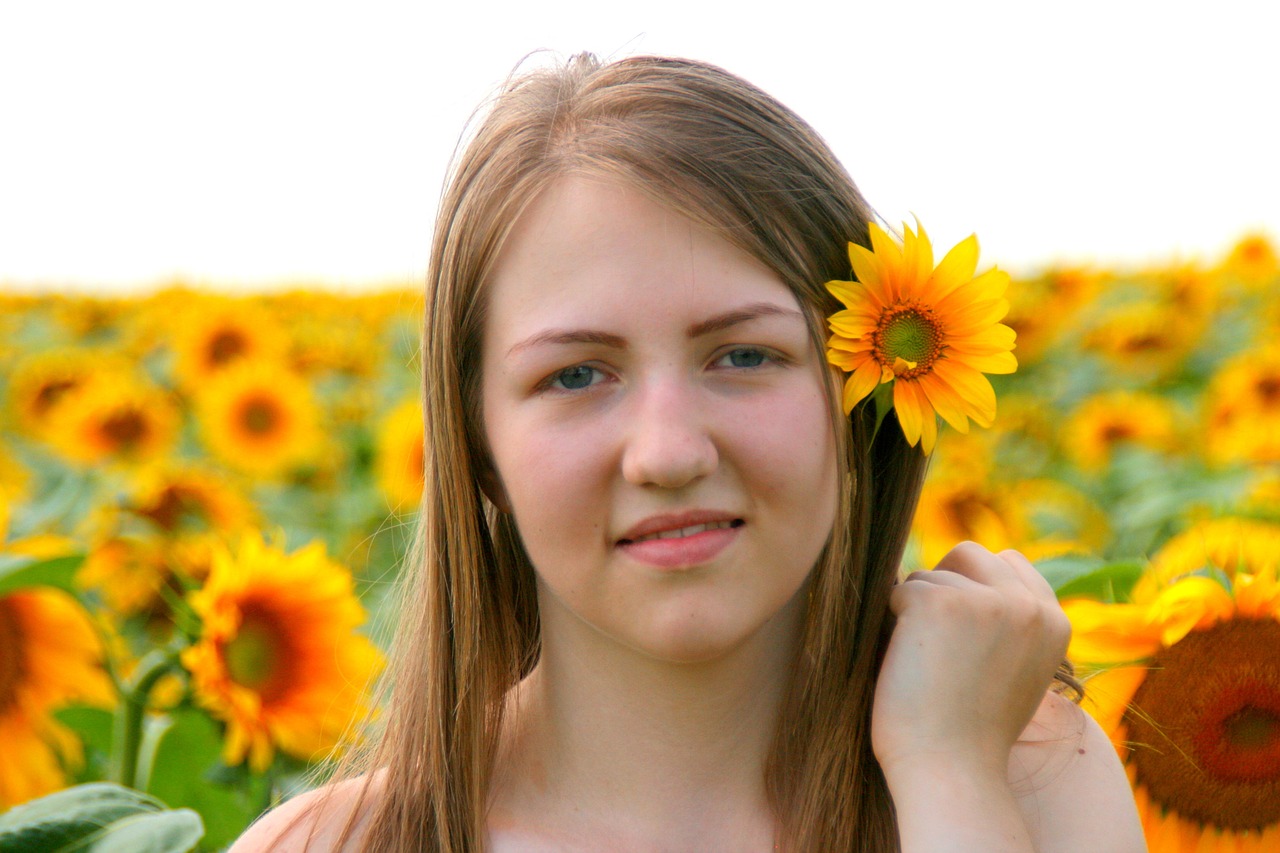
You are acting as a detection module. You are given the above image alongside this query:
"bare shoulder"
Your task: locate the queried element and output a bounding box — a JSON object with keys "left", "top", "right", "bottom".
{"left": 1008, "top": 691, "right": 1146, "bottom": 853}
{"left": 229, "top": 771, "right": 384, "bottom": 853}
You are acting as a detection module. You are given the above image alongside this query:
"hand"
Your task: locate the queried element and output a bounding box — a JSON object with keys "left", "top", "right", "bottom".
{"left": 870, "top": 542, "right": 1071, "bottom": 782}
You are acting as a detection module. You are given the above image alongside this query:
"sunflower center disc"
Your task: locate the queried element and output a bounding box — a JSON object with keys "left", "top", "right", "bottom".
{"left": 209, "top": 331, "right": 248, "bottom": 365}
{"left": 0, "top": 599, "right": 25, "bottom": 713}
{"left": 1125, "top": 617, "right": 1280, "bottom": 831}
{"left": 241, "top": 399, "right": 280, "bottom": 435}
{"left": 223, "top": 608, "right": 288, "bottom": 699}
{"left": 873, "top": 303, "right": 943, "bottom": 377}
{"left": 102, "top": 408, "right": 149, "bottom": 449}
{"left": 1256, "top": 376, "right": 1280, "bottom": 406}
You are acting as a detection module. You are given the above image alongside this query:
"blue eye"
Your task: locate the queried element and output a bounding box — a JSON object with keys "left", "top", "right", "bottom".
{"left": 720, "top": 348, "right": 768, "bottom": 368}
{"left": 550, "top": 365, "right": 602, "bottom": 391}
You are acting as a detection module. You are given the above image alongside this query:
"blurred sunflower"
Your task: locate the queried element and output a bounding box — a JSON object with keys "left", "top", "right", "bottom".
{"left": 5, "top": 348, "right": 132, "bottom": 436}
{"left": 77, "top": 534, "right": 175, "bottom": 621}
{"left": 125, "top": 462, "right": 257, "bottom": 535}
{"left": 0, "top": 443, "right": 31, "bottom": 512}
{"left": 826, "top": 220, "right": 1017, "bottom": 454}
{"left": 1065, "top": 564, "right": 1280, "bottom": 851}
{"left": 169, "top": 298, "right": 287, "bottom": 390}
{"left": 181, "top": 533, "right": 382, "bottom": 771}
{"left": 1010, "top": 478, "right": 1110, "bottom": 560}
{"left": 1219, "top": 232, "right": 1279, "bottom": 289}
{"left": 1005, "top": 267, "right": 1101, "bottom": 361}
{"left": 43, "top": 375, "right": 181, "bottom": 468}
{"left": 913, "top": 467, "right": 1023, "bottom": 568}
{"left": 375, "top": 399, "right": 424, "bottom": 512}
{"left": 277, "top": 294, "right": 380, "bottom": 378}
{"left": 1132, "top": 517, "right": 1280, "bottom": 602}
{"left": 0, "top": 586, "right": 114, "bottom": 808}
{"left": 1083, "top": 302, "right": 1203, "bottom": 378}
{"left": 194, "top": 359, "right": 324, "bottom": 479}
{"left": 1204, "top": 345, "right": 1280, "bottom": 464}
{"left": 1139, "top": 262, "right": 1220, "bottom": 318}
{"left": 1063, "top": 390, "right": 1178, "bottom": 471}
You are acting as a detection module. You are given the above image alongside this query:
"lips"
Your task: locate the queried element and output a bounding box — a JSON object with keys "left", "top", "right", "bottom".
{"left": 617, "top": 510, "right": 745, "bottom": 545}
{"left": 614, "top": 510, "right": 745, "bottom": 569}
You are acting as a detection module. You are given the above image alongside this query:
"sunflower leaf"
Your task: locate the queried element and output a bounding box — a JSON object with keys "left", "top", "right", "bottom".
{"left": 146, "top": 709, "right": 269, "bottom": 850}
{"left": 0, "top": 782, "right": 203, "bottom": 853}
{"left": 0, "top": 553, "right": 84, "bottom": 597}
{"left": 1037, "top": 555, "right": 1145, "bottom": 603}
{"left": 80, "top": 808, "right": 205, "bottom": 853}
{"left": 870, "top": 381, "right": 895, "bottom": 444}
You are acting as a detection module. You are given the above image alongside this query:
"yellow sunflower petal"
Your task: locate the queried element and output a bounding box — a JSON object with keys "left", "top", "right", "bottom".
{"left": 1062, "top": 599, "right": 1163, "bottom": 663}
{"left": 1148, "top": 576, "right": 1235, "bottom": 646}
{"left": 840, "top": 358, "right": 883, "bottom": 414}
{"left": 915, "top": 374, "right": 973, "bottom": 433}
{"left": 892, "top": 380, "right": 926, "bottom": 449}
{"left": 1079, "top": 666, "right": 1147, "bottom": 745}
{"left": 930, "top": 359, "right": 997, "bottom": 426}
{"left": 927, "top": 233, "right": 981, "bottom": 302}
{"left": 900, "top": 220, "right": 934, "bottom": 291}
{"left": 847, "top": 244, "right": 886, "bottom": 296}
{"left": 1234, "top": 569, "right": 1280, "bottom": 618}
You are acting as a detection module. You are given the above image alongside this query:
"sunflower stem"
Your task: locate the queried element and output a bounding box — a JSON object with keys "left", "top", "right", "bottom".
{"left": 111, "top": 648, "right": 178, "bottom": 790}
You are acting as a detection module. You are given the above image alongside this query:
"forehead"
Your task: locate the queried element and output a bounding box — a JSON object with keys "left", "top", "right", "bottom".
{"left": 484, "top": 176, "right": 804, "bottom": 339}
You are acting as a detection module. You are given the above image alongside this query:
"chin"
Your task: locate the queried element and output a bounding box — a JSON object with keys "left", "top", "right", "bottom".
{"left": 623, "top": 603, "right": 799, "bottom": 667}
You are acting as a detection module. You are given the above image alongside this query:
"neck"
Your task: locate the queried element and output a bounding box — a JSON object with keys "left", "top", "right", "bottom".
{"left": 490, "top": 586, "right": 806, "bottom": 850}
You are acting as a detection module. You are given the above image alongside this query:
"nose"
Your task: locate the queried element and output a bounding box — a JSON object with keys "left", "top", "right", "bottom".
{"left": 620, "top": 378, "right": 718, "bottom": 489}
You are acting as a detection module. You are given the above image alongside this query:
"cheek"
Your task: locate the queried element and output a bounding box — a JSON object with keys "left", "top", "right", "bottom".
{"left": 490, "top": 419, "right": 613, "bottom": 551}
{"left": 739, "top": 384, "right": 839, "bottom": 510}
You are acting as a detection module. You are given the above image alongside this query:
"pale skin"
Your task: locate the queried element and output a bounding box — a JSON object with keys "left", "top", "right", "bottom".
{"left": 233, "top": 177, "right": 1144, "bottom": 852}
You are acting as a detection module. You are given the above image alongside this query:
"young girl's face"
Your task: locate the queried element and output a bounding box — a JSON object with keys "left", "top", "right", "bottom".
{"left": 480, "top": 176, "right": 839, "bottom": 664}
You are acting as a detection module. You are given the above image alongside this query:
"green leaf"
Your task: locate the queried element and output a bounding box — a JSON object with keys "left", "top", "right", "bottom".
{"left": 0, "top": 553, "right": 85, "bottom": 597}
{"left": 0, "top": 782, "right": 202, "bottom": 853}
{"left": 1036, "top": 554, "right": 1146, "bottom": 603}
{"left": 870, "top": 381, "right": 894, "bottom": 443}
{"left": 1053, "top": 561, "right": 1146, "bottom": 604}
{"left": 82, "top": 809, "right": 204, "bottom": 853}
{"left": 53, "top": 706, "right": 116, "bottom": 784}
{"left": 1034, "top": 554, "right": 1105, "bottom": 592}
{"left": 146, "top": 709, "right": 267, "bottom": 851}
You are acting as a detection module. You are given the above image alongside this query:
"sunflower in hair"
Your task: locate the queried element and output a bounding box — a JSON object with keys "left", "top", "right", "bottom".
{"left": 825, "top": 220, "right": 1016, "bottom": 454}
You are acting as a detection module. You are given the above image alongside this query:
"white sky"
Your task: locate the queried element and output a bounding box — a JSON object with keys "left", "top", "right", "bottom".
{"left": 2, "top": 1, "right": 1277, "bottom": 292}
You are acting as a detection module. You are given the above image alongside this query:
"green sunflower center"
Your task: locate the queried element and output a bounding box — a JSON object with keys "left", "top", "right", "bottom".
{"left": 871, "top": 302, "right": 944, "bottom": 378}
{"left": 1124, "top": 617, "right": 1280, "bottom": 832}
{"left": 0, "top": 599, "right": 25, "bottom": 714}
{"left": 239, "top": 397, "right": 282, "bottom": 436}
{"left": 223, "top": 609, "right": 288, "bottom": 700}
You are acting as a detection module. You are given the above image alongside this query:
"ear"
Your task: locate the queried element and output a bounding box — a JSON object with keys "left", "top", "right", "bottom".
{"left": 477, "top": 459, "right": 513, "bottom": 514}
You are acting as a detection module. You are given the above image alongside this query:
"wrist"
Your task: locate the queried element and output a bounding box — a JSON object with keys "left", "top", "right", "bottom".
{"left": 882, "top": 752, "right": 1033, "bottom": 853}
{"left": 879, "top": 746, "right": 1009, "bottom": 793}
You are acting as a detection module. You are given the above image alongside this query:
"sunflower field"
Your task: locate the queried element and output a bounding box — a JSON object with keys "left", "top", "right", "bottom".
{"left": 1, "top": 233, "right": 1278, "bottom": 851}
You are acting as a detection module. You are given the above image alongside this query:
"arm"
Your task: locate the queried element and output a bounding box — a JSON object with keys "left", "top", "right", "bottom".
{"left": 872, "top": 544, "right": 1143, "bottom": 852}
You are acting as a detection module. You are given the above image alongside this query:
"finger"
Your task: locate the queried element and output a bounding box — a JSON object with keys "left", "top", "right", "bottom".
{"left": 932, "top": 541, "right": 1026, "bottom": 592}
{"left": 888, "top": 568, "right": 985, "bottom": 615}
{"left": 995, "top": 549, "right": 1057, "bottom": 601}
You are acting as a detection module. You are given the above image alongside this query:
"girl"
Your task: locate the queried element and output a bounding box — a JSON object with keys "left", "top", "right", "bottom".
{"left": 234, "top": 53, "right": 1143, "bottom": 851}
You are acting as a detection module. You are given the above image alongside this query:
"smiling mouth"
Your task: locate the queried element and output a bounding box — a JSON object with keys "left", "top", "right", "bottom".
{"left": 618, "top": 519, "right": 744, "bottom": 545}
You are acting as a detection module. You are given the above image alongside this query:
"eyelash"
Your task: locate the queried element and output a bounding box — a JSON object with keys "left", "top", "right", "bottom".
{"left": 538, "top": 347, "right": 784, "bottom": 394}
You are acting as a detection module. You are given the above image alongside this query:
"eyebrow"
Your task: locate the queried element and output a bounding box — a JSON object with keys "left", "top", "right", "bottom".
{"left": 506, "top": 301, "right": 806, "bottom": 358}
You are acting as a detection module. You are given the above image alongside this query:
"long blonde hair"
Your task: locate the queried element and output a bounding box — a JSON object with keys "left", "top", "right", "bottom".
{"left": 347, "top": 53, "right": 934, "bottom": 852}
